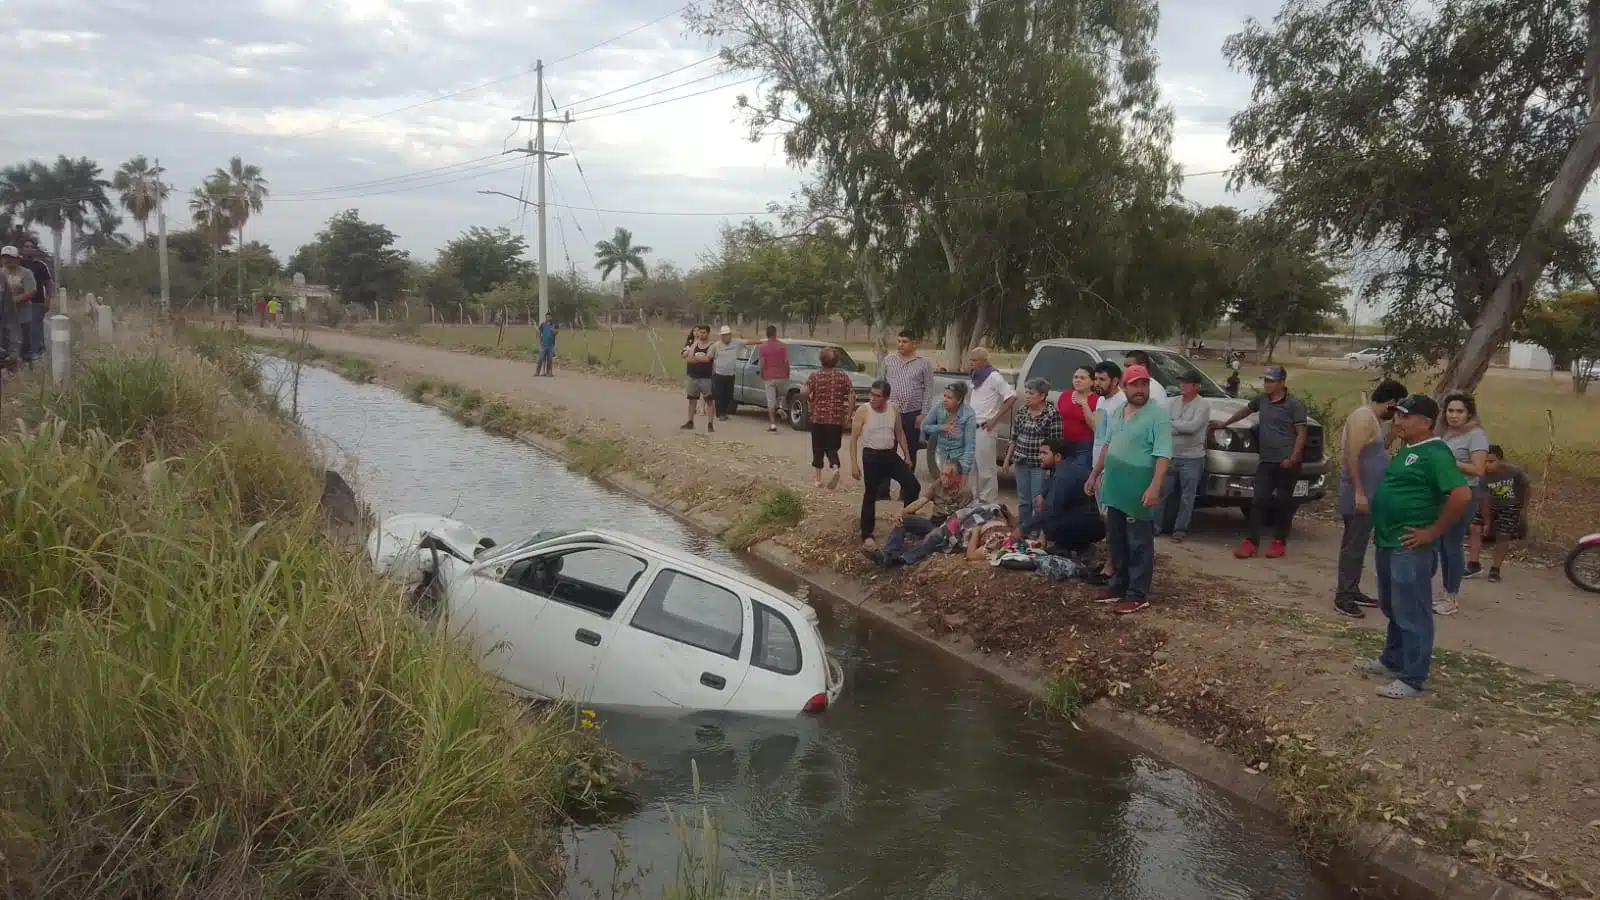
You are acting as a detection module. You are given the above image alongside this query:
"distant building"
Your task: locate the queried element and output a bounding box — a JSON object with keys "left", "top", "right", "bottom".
{"left": 1508, "top": 342, "right": 1553, "bottom": 371}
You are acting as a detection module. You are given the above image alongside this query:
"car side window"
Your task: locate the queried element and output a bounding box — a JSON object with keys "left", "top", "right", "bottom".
{"left": 751, "top": 602, "right": 802, "bottom": 675}
{"left": 1027, "top": 346, "right": 1096, "bottom": 393}
{"left": 631, "top": 570, "right": 744, "bottom": 659}
{"left": 503, "top": 547, "right": 647, "bottom": 619}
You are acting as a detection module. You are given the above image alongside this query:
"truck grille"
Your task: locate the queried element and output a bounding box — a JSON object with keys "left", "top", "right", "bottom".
{"left": 1305, "top": 424, "right": 1325, "bottom": 463}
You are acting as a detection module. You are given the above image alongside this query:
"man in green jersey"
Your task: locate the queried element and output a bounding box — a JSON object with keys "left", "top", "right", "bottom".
{"left": 1085, "top": 364, "right": 1171, "bottom": 615}
{"left": 1361, "top": 395, "right": 1471, "bottom": 699}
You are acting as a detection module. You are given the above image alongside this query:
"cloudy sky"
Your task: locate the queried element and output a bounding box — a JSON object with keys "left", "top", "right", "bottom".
{"left": 6, "top": 0, "right": 1277, "bottom": 272}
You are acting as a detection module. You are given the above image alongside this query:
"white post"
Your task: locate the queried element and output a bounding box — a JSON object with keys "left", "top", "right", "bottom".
{"left": 48, "top": 314, "right": 71, "bottom": 384}
{"left": 154, "top": 158, "right": 171, "bottom": 313}
{"left": 96, "top": 304, "right": 113, "bottom": 341}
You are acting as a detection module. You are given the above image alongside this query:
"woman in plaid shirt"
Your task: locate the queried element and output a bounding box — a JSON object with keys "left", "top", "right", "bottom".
{"left": 1004, "top": 377, "right": 1064, "bottom": 531}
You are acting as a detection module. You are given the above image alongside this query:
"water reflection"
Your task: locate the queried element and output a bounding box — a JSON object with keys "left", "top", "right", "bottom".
{"left": 271, "top": 360, "right": 1340, "bottom": 900}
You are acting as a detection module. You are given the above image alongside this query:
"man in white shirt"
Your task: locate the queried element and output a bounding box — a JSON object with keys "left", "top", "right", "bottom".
{"left": 966, "top": 347, "right": 1016, "bottom": 504}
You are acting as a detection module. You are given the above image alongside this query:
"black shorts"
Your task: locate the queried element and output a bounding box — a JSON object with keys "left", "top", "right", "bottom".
{"left": 1473, "top": 502, "right": 1525, "bottom": 541}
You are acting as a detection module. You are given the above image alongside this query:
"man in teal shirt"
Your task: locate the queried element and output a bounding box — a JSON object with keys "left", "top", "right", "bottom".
{"left": 1360, "top": 394, "right": 1470, "bottom": 700}
{"left": 1086, "top": 364, "right": 1171, "bottom": 614}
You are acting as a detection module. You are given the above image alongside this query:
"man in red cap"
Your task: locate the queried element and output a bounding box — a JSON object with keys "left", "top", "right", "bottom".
{"left": 1085, "top": 364, "right": 1171, "bottom": 614}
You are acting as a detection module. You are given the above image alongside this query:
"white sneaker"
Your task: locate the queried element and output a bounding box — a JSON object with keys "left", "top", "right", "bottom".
{"left": 1433, "top": 595, "right": 1460, "bottom": 616}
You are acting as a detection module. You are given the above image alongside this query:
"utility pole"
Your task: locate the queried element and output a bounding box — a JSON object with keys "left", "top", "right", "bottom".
{"left": 154, "top": 158, "right": 171, "bottom": 313}
{"left": 509, "top": 59, "right": 569, "bottom": 322}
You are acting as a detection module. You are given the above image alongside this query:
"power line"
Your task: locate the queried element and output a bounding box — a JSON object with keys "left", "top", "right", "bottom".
{"left": 547, "top": 2, "right": 697, "bottom": 68}
{"left": 272, "top": 153, "right": 510, "bottom": 197}
{"left": 573, "top": 76, "right": 758, "bottom": 121}
{"left": 561, "top": 53, "right": 722, "bottom": 111}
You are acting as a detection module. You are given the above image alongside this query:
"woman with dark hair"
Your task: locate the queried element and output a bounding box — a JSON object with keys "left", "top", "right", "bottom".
{"left": 1436, "top": 392, "right": 1489, "bottom": 615}
{"left": 801, "top": 346, "right": 855, "bottom": 488}
{"left": 921, "top": 381, "right": 978, "bottom": 478}
{"left": 1056, "top": 364, "right": 1099, "bottom": 460}
{"left": 1004, "top": 376, "right": 1064, "bottom": 531}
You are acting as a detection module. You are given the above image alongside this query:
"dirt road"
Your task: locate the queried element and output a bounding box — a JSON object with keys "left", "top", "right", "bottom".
{"left": 257, "top": 326, "right": 1600, "bottom": 689}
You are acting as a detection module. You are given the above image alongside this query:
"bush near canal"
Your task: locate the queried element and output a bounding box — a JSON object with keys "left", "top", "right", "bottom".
{"left": 0, "top": 333, "right": 616, "bottom": 897}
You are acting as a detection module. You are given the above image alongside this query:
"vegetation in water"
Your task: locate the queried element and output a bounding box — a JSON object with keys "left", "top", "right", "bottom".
{"left": 722, "top": 488, "right": 806, "bottom": 550}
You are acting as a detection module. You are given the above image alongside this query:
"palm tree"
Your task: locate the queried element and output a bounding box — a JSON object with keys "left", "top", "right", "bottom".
{"left": 112, "top": 156, "right": 169, "bottom": 243}
{"left": 212, "top": 156, "right": 268, "bottom": 304}
{"left": 190, "top": 182, "right": 234, "bottom": 303}
{"left": 593, "top": 227, "right": 651, "bottom": 303}
{"left": 2, "top": 160, "right": 67, "bottom": 263}
{"left": 79, "top": 209, "right": 132, "bottom": 255}
{"left": 52, "top": 156, "right": 112, "bottom": 266}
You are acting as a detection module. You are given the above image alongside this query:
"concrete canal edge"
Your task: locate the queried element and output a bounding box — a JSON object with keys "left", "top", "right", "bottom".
{"left": 489, "top": 426, "right": 1545, "bottom": 900}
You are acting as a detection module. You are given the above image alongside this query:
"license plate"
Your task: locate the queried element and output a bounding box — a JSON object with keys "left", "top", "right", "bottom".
{"left": 1293, "top": 481, "right": 1310, "bottom": 498}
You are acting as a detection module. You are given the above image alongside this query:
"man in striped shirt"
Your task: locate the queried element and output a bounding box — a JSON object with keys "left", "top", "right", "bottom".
{"left": 879, "top": 331, "right": 934, "bottom": 498}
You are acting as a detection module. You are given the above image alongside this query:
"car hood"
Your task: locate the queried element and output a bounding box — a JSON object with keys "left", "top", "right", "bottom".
{"left": 847, "top": 371, "right": 877, "bottom": 390}
{"left": 1203, "top": 396, "right": 1322, "bottom": 428}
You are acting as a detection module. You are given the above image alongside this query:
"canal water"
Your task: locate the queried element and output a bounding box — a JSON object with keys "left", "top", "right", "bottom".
{"left": 269, "top": 361, "right": 1343, "bottom": 900}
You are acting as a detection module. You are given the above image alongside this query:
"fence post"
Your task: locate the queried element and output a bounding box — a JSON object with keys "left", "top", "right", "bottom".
{"left": 48, "top": 314, "right": 71, "bottom": 384}
{"left": 97, "top": 304, "right": 114, "bottom": 341}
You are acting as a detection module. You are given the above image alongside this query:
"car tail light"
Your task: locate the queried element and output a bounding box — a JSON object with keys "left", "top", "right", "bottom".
{"left": 802, "top": 692, "right": 828, "bottom": 714}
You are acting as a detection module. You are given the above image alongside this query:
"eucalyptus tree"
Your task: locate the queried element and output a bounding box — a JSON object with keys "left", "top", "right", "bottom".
{"left": 689, "top": 0, "right": 1176, "bottom": 365}
{"left": 1225, "top": 0, "right": 1600, "bottom": 392}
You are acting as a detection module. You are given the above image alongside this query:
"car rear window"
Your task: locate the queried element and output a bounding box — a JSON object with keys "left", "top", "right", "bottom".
{"left": 751, "top": 602, "right": 802, "bottom": 675}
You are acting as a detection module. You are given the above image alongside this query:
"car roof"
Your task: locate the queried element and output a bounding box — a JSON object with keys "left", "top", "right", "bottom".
{"left": 531, "top": 528, "right": 809, "bottom": 614}
{"left": 1031, "top": 338, "right": 1180, "bottom": 355}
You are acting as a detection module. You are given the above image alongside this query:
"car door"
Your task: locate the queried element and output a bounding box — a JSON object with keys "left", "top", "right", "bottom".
{"left": 726, "top": 600, "right": 817, "bottom": 715}
{"left": 467, "top": 544, "right": 651, "bottom": 703}
{"left": 736, "top": 345, "right": 756, "bottom": 402}
{"left": 589, "top": 567, "right": 751, "bottom": 711}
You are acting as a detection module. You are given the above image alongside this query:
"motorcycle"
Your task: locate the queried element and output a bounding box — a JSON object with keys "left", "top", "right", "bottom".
{"left": 1565, "top": 533, "right": 1600, "bottom": 593}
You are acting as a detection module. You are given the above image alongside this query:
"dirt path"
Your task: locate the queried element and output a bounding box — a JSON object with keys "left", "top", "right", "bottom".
{"left": 257, "top": 326, "right": 1600, "bottom": 689}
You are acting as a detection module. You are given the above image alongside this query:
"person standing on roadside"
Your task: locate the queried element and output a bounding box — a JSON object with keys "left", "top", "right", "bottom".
{"left": 1087, "top": 364, "right": 1171, "bottom": 614}
{"left": 681, "top": 325, "right": 716, "bottom": 433}
{"left": 802, "top": 346, "right": 854, "bottom": 488}
{"left": 1361, "top": 395, "right": 1470, "bottom": 700}
{"left": 752, "top": 325, "right": 789, "bottom": 433}
{"left": 19, "top": 239, "right": 52, "bottom": 362}
{"left": 1088, "top": 361, "right": 1124, "bottom": 581}
{"left": 1056, "top": 365, "right": 1099, "bottom": 462}
{"left": 922, "top": 382, "right": 977, "bottom": 477}
{"left": 1158, "top": 372, "right": 1211, "bottom": 541}
{"left": 880, "top": 331, "right": 934, "bottom": 471}
{"left": 852, "top": 380, "right": 921, "bottom": 546}
{"left": 0, "top": 246, "right": 31, "bottom": 367}
{"left": 1333, "top": 379, "right": 1408, "bottom": 618}
{"left": 1437, "top": 393, "right": 1489, "bottom": 614}
{"left": 967, "top": 347, "right": 1016, "bottom": 504}
{"left": 1003, "top": 377, "right": 1064, "bottom": 532}
{"left": 1214, "top": 365, "right": 1308, "bottom": 560}
{"left": 711, "top": 325, "right": 744, "bottom": 421}
{"left": 1472, "top": 445, "right": 1529, "bottom": 584}
{"left": 536, "top": 313, "right": 558, "bottom": 376}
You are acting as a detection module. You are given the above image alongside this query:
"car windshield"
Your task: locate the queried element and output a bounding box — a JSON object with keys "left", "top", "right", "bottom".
{"left": 474, "top": 528, "right": 575, "bottom": 562}
{"left": 789, "top": 344, "right": 860, "bottom": 372}
{"left": 1115, "top": 349, "right": 1228, "bottom": 399}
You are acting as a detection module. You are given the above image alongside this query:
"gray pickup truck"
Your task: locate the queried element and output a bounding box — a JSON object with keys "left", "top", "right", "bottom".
{"left": 1012, "top": 338, "right": 1329, "bottom": 512}
{"left": 730, "top": 339, "right": 876, "bottom": 430}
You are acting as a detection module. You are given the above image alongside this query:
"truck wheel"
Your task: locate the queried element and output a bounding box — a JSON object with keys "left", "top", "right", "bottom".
{"left": 788, "top": 391, "right": 811, "bottom": 431}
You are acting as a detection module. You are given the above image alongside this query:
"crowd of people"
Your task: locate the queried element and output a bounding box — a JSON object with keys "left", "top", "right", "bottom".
{"left": 662, "top": 324, "right": 1523, "bottom": 699}
{"left": 0, "top": 238, "right": 56, "bottom": 367}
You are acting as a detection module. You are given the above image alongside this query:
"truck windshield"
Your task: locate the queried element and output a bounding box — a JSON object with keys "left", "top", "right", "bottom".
{"left": 1114, "top": 349, "right": 1229, "bottom": 399}
{"left": 789, "top": 344, "right": 861, "bottom": 372}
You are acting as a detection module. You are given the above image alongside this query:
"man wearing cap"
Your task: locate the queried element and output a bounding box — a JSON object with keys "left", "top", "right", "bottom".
{"left": 1212, "top": 365, "right": 1309, "bottom": 559}
{"left": 1158, "top": 371, "right": 1211, "bottom": 540}
{"left": 19, "top": 239, "right": 53, "bottom": 361}
{"left": 536, "top": 313, "right": 558, "bottom": 376}
{"left": 1086, "top": 364, "right": 1171, "bottom": 614}
{"left": 1360, "top": 395, "right": 1470, "bottom": 700}
{"left": 710, "top": 326, "right": 745, "bottom": 422}
{"left": 1, "top": 246, "right": 37, "bottom": 366}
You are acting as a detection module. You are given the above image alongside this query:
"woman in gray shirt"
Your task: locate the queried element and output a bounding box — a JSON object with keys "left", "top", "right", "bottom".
{"left": 1437, "top": 393, "right": 1489, "bottom": 614}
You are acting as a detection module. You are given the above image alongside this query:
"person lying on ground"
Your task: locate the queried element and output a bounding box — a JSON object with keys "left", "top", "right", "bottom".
{"left": 866, "top": 461, "right": 973, "bottom": 568}
{"left": 1029, "top": 438, "right": 1105, "bottom": 557}
{"left": 1470, "top": 445, "right": 1529, "bottom": 584}
{"left": 964, "top": 504, "right": 1020, "bottom": 562}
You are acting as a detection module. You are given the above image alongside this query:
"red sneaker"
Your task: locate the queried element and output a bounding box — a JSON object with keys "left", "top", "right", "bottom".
{"left": 1265, "top": 539, "right": 1287, "bottom": 559}
{"left": 1114, "top": 598, "right": 1150, "bottom": 615}
{"left": 1092, "top": 589, "right": 1124, "bottom": 604}
{"left": 1233, "top": 540, "right": 1258, "bottom": 559}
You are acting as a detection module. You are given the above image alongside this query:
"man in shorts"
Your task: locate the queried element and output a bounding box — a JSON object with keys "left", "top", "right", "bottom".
{"left": 681, "top": 325, "right": 716, "bottom": 432}
{"left": 752, "top": 324, "right": 790, "bottom": 432}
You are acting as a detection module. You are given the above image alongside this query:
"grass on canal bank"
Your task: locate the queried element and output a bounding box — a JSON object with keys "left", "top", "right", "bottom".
{"left": 0, "top": 335, "right": 618, "bottom": 897}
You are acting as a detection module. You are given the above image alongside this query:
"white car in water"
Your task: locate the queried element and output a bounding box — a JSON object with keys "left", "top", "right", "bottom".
{"left": 369, "top": 515, "right": 844, "bottom": 717}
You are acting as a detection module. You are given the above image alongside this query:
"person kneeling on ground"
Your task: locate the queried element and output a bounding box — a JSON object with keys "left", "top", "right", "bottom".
{"left": 867, "top": 461, "right": 974, "bottom": 568}
{"left": 1029, "top": 438, "right": 1105, "bottom": 557}
{"left": 1360, "top": 394, "right": 1471, "bottom": 701}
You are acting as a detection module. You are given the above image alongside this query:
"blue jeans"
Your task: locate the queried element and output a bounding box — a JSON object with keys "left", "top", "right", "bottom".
{"left": 24, "top": 302, "right": 45, "bottom": 360}
{"left": 1376, "top": 546, "right": 1435, "bottom": 690}
{"left": 536, "top": 345, "right": 555, "bottom": 375}
{"left": 1014, "top": 462, "right": 1047, "bottom": 532}
{"left": 882, "top": 516, "right": 940, "bottom": 566}
{"left": 1106, "top": 506, "right": 1155, "bottom": 600}
{"left": 1434, "top": 505, "right": 1471, "bottom": 594}
{"left": 1158, "top": 456, "right": 1205, "bottom": 536}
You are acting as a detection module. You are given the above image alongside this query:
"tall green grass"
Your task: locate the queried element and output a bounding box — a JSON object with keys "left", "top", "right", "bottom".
{"left": 0, "top": 342, "right": 615, "bottom": 897}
